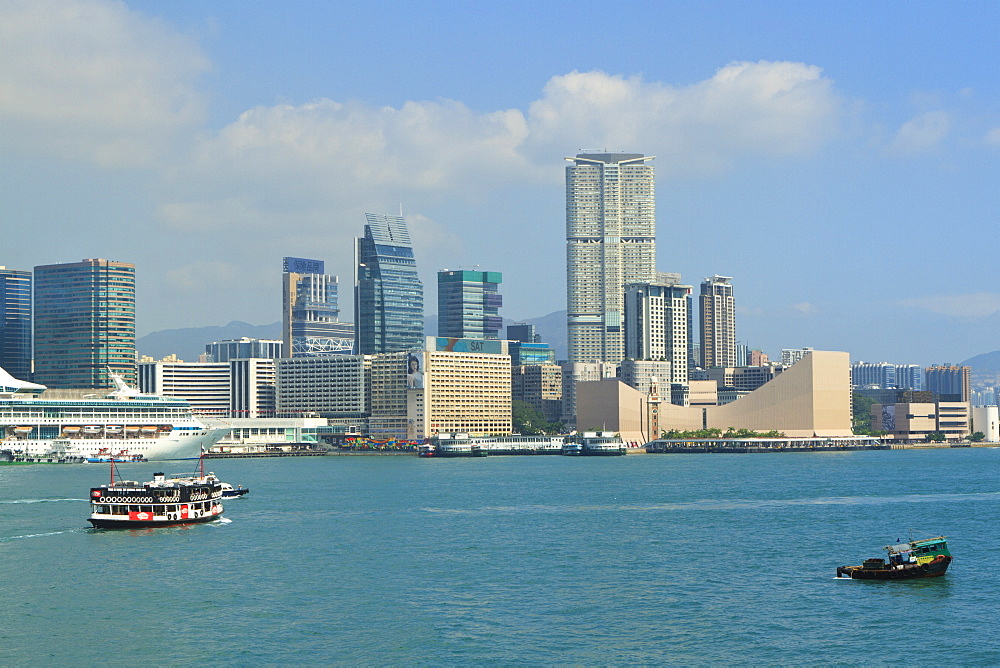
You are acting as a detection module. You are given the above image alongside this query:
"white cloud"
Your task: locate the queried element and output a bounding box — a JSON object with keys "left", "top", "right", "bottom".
{"left": 163, "top": 60, "right": 842, "bottom": 239}
{"left": 986, "top": 127, "right": 1000, "bottom": 147}
{"left": 891, "top": 111, "right": 951, "bottom": 153}
{"left": 526, "top": 63, "right": 841, "bottom": 172}
{"left": 792, "top": 302, "right": 818, "bottom": 315}
{"left": 0, "top": 0, "right": 208, "bottom": 166}
{"left": 898, "top": 293, "right": 1000, "bottom": 318}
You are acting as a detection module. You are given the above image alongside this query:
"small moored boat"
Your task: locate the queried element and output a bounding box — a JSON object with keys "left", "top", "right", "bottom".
{"left": 837, "top": 536, "right": 952, "bottom": 580}
{"left": 220, "top": 482, "right": 249, "bottom": 498}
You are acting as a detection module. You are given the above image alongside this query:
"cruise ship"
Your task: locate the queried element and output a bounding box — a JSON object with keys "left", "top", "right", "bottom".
{"left": 0, "top": 366, "right": 229, "bottom": 461}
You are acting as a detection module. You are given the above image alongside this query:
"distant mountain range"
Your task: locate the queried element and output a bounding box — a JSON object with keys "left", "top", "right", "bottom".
{"left": 138, "top": 311, "right": 569, "bottom": 362}
{"left": 138, "top": 321, "right": 281, "bottom": 361}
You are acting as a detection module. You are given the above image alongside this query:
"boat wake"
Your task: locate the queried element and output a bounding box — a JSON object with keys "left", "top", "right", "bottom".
{"left": 0, "top": 528, "right": 86, "bottom": 542}
{"left": 0, "top": 498, "right": 84, "bottom": 504}
{"left": 421, "top": 491, "right": 1000, "bottom": 516}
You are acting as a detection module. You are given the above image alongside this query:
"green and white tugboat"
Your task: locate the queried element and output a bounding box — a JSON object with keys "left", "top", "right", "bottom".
{"left": 837, "top": 536, "right": 952, "bottom": 580}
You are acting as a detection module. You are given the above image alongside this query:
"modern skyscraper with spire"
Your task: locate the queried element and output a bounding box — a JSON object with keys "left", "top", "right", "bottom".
{"left": 565, "top": 152, "right": 656, "bottom": 364}
{"left": 355, "top": 212, "right": 423, "bottom": 355}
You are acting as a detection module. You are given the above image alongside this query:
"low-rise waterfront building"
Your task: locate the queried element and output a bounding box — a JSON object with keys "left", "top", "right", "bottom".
{"left": 577, "top": 350, "right": 854, "bottom": 442}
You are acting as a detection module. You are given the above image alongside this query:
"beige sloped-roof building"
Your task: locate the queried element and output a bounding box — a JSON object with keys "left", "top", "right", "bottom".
{"left": 577, "top": 350, "right": 853, "bottom": 444}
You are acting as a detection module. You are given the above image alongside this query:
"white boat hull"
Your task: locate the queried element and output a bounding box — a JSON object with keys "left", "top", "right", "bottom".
{"left": 13, "top": 427, "right": 229, "bottom": 461}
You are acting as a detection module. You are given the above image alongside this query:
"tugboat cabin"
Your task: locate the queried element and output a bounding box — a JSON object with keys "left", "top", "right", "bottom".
{"left": 886, "top": 536, "right": 950, "bottom": 566}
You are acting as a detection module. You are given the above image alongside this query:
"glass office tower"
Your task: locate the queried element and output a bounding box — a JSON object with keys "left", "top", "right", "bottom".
{"left": 33, "top": 258, "right": 136, "bottom": 388}
{"left": 438, "top": 269, "right": 502, "bottom": 339}
{"left": 355, "top": 213, "right": 424, "bottom": 354}
{"left": 0, "top": 266, "right": 32, "bottom": 379}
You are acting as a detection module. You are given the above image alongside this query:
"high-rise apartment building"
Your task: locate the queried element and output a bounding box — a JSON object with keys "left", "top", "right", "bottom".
{"left": 34, "top": 258, "right": 136, "bottom": 388}
{"left": 624, "top": 275, "right": 692, "bottom": 384}
{"left": 565, "top": 152, "right": 656, "bottom": 364}
{"left": 355, "top": 213, "right": 424, "bottom": 355}
{"left": 925, "top": 364, "right": 971, "bottom": 402}
{"left": 282, "top": 257, "right": 353, "bottom": 357}
{"left": 699, "top": 275, "right": 736, "bottom": 369}
{"left": 437, "top": 270, "right": 502, "bottom": 339}
{"left": 0, "top": 266, "right": 32, "bottom": 379}
{"left": 852, "top": 362, "right": 925, "bottom": 390}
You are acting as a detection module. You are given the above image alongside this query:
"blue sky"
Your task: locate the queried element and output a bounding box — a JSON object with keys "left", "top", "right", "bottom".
{"left": 2, "top": 0, "right": 998, "bottom": 364}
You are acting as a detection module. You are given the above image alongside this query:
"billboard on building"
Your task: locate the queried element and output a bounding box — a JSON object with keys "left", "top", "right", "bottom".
{"left": 283, "top": 257, "right": 325, "bottom": 274}
{"left": 434, "top": 338, "right": 503, "bottom": 354}
{"left": 406, "top": 352, "right": 424, "bottom": 389}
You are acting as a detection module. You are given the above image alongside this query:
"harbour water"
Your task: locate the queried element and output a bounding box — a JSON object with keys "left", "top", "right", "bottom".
{"left": 2, "top": 448, "right": 999, "bottom": 664}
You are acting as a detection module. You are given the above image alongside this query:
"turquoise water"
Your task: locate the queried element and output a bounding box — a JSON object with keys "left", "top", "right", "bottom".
{"left": 2, "top": 448, "right": 999, "bottom": 664}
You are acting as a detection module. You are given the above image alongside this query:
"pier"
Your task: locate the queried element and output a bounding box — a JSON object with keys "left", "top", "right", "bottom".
{"left": 644, "top": 436, "right": 887, "bottom": 454}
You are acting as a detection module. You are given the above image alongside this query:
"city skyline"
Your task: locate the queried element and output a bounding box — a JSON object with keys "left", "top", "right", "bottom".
{"left": 2, "top": 1, "right": 998, "bottom": 365}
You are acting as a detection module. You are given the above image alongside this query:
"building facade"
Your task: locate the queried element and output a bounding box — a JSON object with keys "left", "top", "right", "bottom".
{"left": 355, "top": 213, "right": 424, "bottom": 355}
{"left": 618, "top": 359, "right": 673, "bottom": 400}
{"left": 624, "top": 276, "right": 692, "bottom": 384}
{"left": 565, "top": 152, "right": 656, "bottom": 364}
{"left": 0, "top": 266, "right": 32, "bottom": 379}
{"left": 138, "top": 358, "right": 276, "bottom": 418}
{"left": 512, "top": 363, "right": 563, "bottom": 423}
{"left": 139, "top": 361, "right": 232, "bottom": 416}
{"left": 282, "top": 257, "right": 353, "bottom": 357}
{"left": 699, "top": 275, "right": 736, "bottom": 369}
{"left": 366, "top": 339, "right": 512, "bottom": 440}
{"left": 276, "top": 355, "right": 369, "bottom": 419}
{"left": 437, "top": 269, "right": 503, "bottom": 339}
{"left": 33, "top": 258, "right": 136, "bottom": 388}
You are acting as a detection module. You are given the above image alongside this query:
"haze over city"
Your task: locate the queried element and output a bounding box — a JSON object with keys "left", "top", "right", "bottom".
{"left": 2, "top": 0, "right": 997, "bottom": 365}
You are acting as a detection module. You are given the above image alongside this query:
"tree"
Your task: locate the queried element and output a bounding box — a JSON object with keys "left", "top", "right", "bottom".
{"left": 970, "top": 431, "right": 986, "bottom": 442}
{"left": 852, "top": 393, "right": 878, "bottom": 434}
{"left": 926, "top": 432, "right": 946, "bottom": 443}
{"left": 511, "top": 400, "right": 561, "bottom": 435}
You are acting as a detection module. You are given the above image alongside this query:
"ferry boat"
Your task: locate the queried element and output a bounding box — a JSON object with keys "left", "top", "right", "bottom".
{"left": 432, "top": 433, "right": 565, "bottom": 457}
{"left": 88, "top": 461, "right": 225, "bottom": 529}
{"left": 837, "top": 536, "right": 952, "bottom": 580}
{"left": 0, "top": 365, "right": 229, "bottom": 461}
{"left": 86, "top": 448, "right": 146, "bottom": 463}
{"left": 575, "top": 432, "right": 626, "bottom": 456}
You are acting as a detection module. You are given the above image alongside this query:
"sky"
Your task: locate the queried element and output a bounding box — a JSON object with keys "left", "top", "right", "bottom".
{"left": 2, "top": 0, "right": 998, "bottom": 365}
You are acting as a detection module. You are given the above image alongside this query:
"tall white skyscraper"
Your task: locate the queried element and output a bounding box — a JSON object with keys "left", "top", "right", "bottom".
{"left": 565, "top": 152, "right": 656, "bottom": 364}
{"left": 699, "top": 275, "right": 737, "bottom": 368}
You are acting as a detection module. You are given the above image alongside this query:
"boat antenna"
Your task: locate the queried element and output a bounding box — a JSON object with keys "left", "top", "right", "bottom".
{"left": 109, "top": 457, "right": 119, "bottom": 486}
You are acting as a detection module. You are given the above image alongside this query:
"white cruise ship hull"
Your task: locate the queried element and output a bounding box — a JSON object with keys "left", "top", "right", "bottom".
{"left": 15, "top": 427, "right": 229, "bottom": 461}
